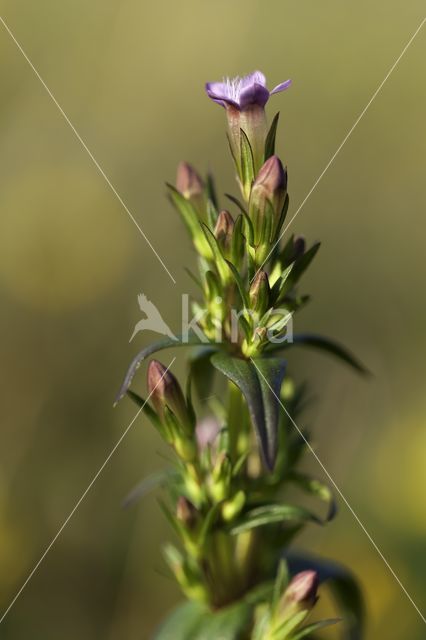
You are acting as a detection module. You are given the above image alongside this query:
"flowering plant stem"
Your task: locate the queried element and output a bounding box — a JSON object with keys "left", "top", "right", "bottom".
{"left": 117, "top": 71, "right": 366, "bottom": 639}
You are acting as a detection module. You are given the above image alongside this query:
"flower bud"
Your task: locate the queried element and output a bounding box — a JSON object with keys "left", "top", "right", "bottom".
{"left": 147, "top": 360, "right": 191, "bottom": 431}
{"left": 214, "top": 210, "right": 234, "bottom": 257}
{"left": 280, "top": 570, "right": 319, "bottom": 617}
{"left": 176, "top": 496, "right": 198, "bottom": 529}
{"left": 176, "top": 162, "right": 204, "bottom": 201}
{"left": 164, "top": 544, "right": 208, "bottom": 603}
{"left": 195, "top": 417, "right": 220, "bottom": 451}
{"left": 221, "top": 490, "right": 246, "bottom": 522}
{"left": 249, "top": 269, "right": 270, "bottom": 316}
{"left": 249, "top": 155, "right": 287, "bottom": 247}
{"left": 209, "top": 453, "right": 232, "bottom": 502}
{"left": 292, "top": 235, "right": 306, "bottom": 261}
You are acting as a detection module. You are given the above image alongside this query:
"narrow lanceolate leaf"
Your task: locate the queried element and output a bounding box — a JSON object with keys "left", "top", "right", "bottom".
{"left": 272, "top": 559, "right": 290, "bottom": 612}
{"left": 225, "top": 260, "right": 250, "bottom": 308}
{"left": 206, "top": 199, "right": 219, "bottom": 229}
{"left": 114, "top": 334, "right": 209, "bottom": 405}
{"left": 230, "top": 504, "right": 321, "bottom": 535}
{"left": 270, "top": 262, "right": 294, "bottom": 304}
{"left": 166, "top": 184, "right": 200, "bottom": 238}
{"left": 264, "top": 112, "right": 280, "bottom": 160}
{"left": 210, "top": 353, "right": 286, "bottom": 470}
{"left": 253, "top": 357, "right": 287, "bottom": 468}
{"left": 291, "top": 618, "right": 341, "bottom": 640}
{"left": 231, "top": 214, "right": 245, "bottom": 266}
{"left": 240, "top": 128, "right": 255, "bottom": 191}
{"left": 122, "top": 468, "right": 174, "bottom": 508}
{"left": 289, "top": 472, "right": 337, "bottom": 521}
{"left": 225, "top": 194, "right": 255, "bottom": 246}
{"left": 269, "top": 333, "right": 369, "bottom": 375}
{"left": 225, "top": 193, "right": 248, "bottom": 215}
{"left": 277, "top": 242, "right": 321, "bottom": 300}
{"left": 200, "top": 223, "right": 229, "bottom": 282}
{"left": 206, "top": 172, "right": 219, "bottom": 209}
{"left": 126, "top": 389, "right": 162, "bottom": 429}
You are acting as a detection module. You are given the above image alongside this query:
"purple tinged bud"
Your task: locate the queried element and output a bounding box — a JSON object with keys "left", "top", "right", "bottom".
{"left": 214, "top": 210, "right": 234, "bottom": 254}
{"left": 195, "top": 417, "right": 220, "bottom": 451}
{"left": 254, "top": 155, "right": 287, "bottom": 196}
{"left": 147, "top": 360, "right": 189, "bottom": 428}
{"left": 176, "top": 496, "right": 198, "bottom": 528}
{"left": 293, "top": 235, "right": 306, "bottom": 261}
{"left": 282, "top": 571, "right": 319, "bottom": 610}
{"left": 176, "top": 162, "right": 204, "bottom": 200}
{"left": 250, "top": 155, "right": 287, "bottom": 246}
{"left": 249, "top": 270, "right": 270, "bottom": 316}
{"left": 214, "top": 210, "right": 234, "bottom": 238}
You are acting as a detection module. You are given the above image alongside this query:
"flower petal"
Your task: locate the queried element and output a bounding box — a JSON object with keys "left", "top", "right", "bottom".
{"left": 239, "top": 82, "right": 270, "bottom": 109}
{"left": 205, "top": 81, "right": 240, "bottom": 108}
{"left": 270, "top": 79, "right": 292, "bottom": 95}
{"left": 241, "top": 70, "right": 267, "bottom": 89}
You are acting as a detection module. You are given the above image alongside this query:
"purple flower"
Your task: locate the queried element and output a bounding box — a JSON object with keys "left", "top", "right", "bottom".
{"left": 206, "top": 71, "right": 291, "bottom": 111}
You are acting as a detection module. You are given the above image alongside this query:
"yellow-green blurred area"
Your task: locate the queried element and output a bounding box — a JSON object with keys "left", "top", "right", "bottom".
{"left": 0, "top": 0, "right": 425, "bottom": 637}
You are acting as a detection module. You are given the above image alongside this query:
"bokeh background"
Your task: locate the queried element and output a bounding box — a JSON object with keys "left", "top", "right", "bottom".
{"left": 0, "top": 1, "right": 425, "bottom": 638}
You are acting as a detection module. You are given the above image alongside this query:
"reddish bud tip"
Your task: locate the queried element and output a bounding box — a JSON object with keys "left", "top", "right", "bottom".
{"left": 254, "top": 155, "right": 287, "bottom": 194}
{"left": 147, "top": 360, "right": 189, "bottom": 426}
{"left": 285, "top": 570, "right": 319, "bottom": 607}
{"left": 293, "top": 235, "right": 306, "bottom": 260}
{"left": 214, "top": 210, "right": 234, "bottom": 253}
{"left": 176, "top": 162, "right": 204, "bottom": 199}
{"left": 214, "top": 210, "right": 234, "bottom": 238}
{"left": 249, "top": 269, "right": 270, "bottom": 314}
{"left": 176, "top": 496, "right": 198, "bottom": 528}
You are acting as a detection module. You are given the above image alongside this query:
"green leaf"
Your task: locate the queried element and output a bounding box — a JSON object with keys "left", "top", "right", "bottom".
{"left": 286, "top": 553, "right": 365, "bottom": 640}
{"left": 290, "top": 618, "right": 341, "bottom": 640}
{"left": 122, "top": 468, "right": 174, "bottom": 508}
{"left": 230, "top": 504, "right": 321, "bottom": 535}
{"left": 186, "top": 369, "right": 197, "bottom": 428}
{"left": 206, "top": 199, "right": 219, "bottom": 229}
{"left": 200, "top": 223, "right": 229, "bottom": 282}
{"left": 270, "top": 262, "right": 294, "bottom": 304}
{"left": 210, "top": 353, "right": 286, "bottom": 470}
{"left": 272, "top": 559, "right": 290, "bottom": 612}
{"left": 225, "top": 193, "right": 254, "bottom": 246}
{"left": 269, "top": 333, "right": 369, "bottom": 375}
{"left": 153, "top": 600, "right": 252, "bottom": 640}
{"left": 126, "top": 389, "right": 166, "bottom": 438}
{"left": 225, "top": 193, "right": 248, "bottom": 215}
{"left": 240, "top": 128, "right": 255, "bottom": 190}
{"left": 231, "top": 214, "right": 245, "bottom": 266}
{"left": 265, "top": 112, "right": 280, "bottom": 160}
{"left": 278, "top": 242, "right": 321, "bottom": 300}
{"left": 225, "top": 259, "right": 250, "bottom": 308}
{"left": 273, "top": 610, "right": 308, "bottom": 638}
{"left": 206, "top": 172, "right": 219, "bottom": 210}
{"left": 166, "top": 183, "right": 200, "bottom": 238}
{"left": 115, "top": 334, "right": 208, "bottom": 405}
{"left": 289, "top": 472, "right": 337, "bottom": 521}
{"left": 252, "top": 357, "right": 287, "bottom": 469}
{"left": 274, "top": 193, "right": 290, "bottom": 239}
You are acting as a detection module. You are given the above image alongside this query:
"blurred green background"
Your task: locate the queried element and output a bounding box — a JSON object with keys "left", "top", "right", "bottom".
{"left": 0, "top": 1, "right": 425, "bottom": 638}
